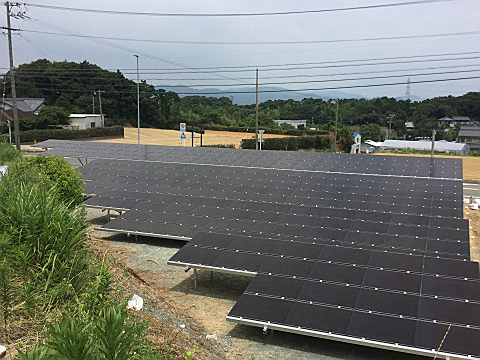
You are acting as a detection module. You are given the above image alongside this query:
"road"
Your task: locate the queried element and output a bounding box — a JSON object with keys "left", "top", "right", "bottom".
{"left": 464, "top": 183, "right": 480, "bottom": 199}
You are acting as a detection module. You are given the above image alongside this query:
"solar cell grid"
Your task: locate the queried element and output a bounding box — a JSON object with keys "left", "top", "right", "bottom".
{"left": 37, "top": 141, "right": 474, "bottom": 358}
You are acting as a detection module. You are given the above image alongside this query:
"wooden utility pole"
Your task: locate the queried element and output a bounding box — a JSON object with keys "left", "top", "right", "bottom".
{"left": 255, "top": 69, "right": 259, "bottom": 150}
{"left": 334, "top": 99, "right": 339, "bottom": 153}
{"left": 6, "top": 2, "right": 20, "bottom": 150}
{"left": 97, "top": 90, "right": 104, "bottom": 127}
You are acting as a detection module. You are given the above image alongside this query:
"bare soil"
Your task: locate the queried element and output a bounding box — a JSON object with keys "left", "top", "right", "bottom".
{"left": 95, "top": 128, "right": 291, "bottom": 149}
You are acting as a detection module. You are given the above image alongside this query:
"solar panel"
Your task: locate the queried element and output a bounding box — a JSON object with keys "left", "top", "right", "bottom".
{"left": 35, "top": 140, "right": 473, "bottom": 358}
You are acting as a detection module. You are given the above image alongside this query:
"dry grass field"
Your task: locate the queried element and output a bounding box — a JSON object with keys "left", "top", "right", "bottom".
{"left": 96, "top": 127, "right": 290, "bottom": 148}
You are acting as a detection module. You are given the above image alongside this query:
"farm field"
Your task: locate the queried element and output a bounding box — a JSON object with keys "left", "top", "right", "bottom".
{"left": 96, "top": 127, "right": 291, "bottom": 149}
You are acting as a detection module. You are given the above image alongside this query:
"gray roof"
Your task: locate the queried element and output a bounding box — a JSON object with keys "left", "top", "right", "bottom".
{"left": 452, "top": 116, "right": 470, "bottom": 121}
{"left": 438, "top": 117, "right": 453, "bottom": 121}
{"left": 458, "top": 127, "right": 480, "bottom": 137}
{"left": 382, "top": 139, "right": 468, "bottom": 151}
{"left": 1, "top": 98, "right": 46, "bottom": 113}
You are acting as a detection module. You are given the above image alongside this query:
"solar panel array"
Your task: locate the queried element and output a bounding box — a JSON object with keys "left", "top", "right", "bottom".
{"left": 170, "top": 232, "right": 480, "bottom": 358}
{"left": 36, "top": 140, "right": 477, "bottom": 359}
{"left": 37, "top": 139, "right": 462, "bottom": 179}
{"left": 80, "top": 158, "right": 468, "bottom": 260}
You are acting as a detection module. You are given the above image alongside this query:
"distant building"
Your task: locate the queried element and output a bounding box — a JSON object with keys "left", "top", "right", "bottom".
{"left": 457, "top": 123, "right": 480, "bottom": 153}
{"left": 0, "top": 109, "right": 38, "bottom": 126}
{"left": 405, "top": 121, "right": 414, "bottom": 130}
{"left": 438, "top": 116, "right": 470, "bottom": 128}
{"left": 381, "top": 139, "right": 470, "bottom": 156}
{"left": 274, "top": 120, "right": 307, "bottom": 129}
{"left": 68, "top": 114, "right": 103, "bottom": 130}
{"left": 0, "top": 98, "right": 46, "bottom": 115}
{"left": 351, "top": 132, "right": 361, "bottom": 154}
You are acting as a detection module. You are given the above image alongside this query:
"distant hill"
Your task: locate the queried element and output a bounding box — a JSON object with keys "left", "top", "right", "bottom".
{"left": 154, "top": 85, "right": 366, "bottom": 105}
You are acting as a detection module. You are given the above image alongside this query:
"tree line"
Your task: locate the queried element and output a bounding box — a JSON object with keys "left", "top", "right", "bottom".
{"left": 3, "top": 59, "right": 480, "bottom": 143}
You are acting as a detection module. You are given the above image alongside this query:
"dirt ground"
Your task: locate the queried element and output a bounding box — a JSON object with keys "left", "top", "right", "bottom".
{"left": 96, "top": 127, "right": 291, "bottom": 149}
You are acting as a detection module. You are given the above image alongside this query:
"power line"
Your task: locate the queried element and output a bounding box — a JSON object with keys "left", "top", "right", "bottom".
{"left": 14, "top": 68, "right": 480, "bottom": 88}
{"left": 22, "top": 0, "right": 457, "bottom": 17}
{"left": 4, "top": 50, "right": 479, "bottom": 72}
{"left": 11, "top": 63, "right": 480, "bottom": 82}
{"left": 6, "top": 54, "right": 480, "bottom": 74}
{"left": 20, "top": 76, "right": 480, "bottom": 95}
{"left": 15, "top": 28, "right": 480, "bottom": 45}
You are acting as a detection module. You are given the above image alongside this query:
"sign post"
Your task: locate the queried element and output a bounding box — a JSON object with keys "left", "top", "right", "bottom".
{"left": 180, "top": 123, "right": 186, "bottom": 146}
{"left": 258, "top": 130, "right": 265, "bottom": 150}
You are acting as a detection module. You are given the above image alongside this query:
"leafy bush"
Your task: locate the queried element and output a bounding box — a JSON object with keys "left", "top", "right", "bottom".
{"left": 15, "top": 155, "right": 84, "bottom": 206}
{"left": 202, "top": 124, "right": 328, "bottom": 136}
{"left": 18, "top": 304, "right": 156, "bottom": 360}
{"left": 0, "top": 142, "right": 21, "bottom": 165}
{"left": 0, "top": 177, "right": 89, "bottom": 317}
{"left": 18, "top": 125, "right": 124, "bottom": 143}
{"left": 203, "top": 144, "right": 235, "bottom": 148}
{"left": 241, "top": 135, "right": 331, "bottom": 151}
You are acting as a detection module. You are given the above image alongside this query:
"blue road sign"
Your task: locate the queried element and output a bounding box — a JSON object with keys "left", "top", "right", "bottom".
{"left": 180, "top": 133, "right": 186, "bottom": 139}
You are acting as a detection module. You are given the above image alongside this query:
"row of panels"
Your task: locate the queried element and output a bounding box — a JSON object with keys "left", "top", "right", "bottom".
{"left": 169, "top": 233, "right": 480, "bottom": 358}
{"left": 80, "top": 166, "right": 461, "bottom": 201}
{"left": 39, "top": 140, "right": 462, "bottom": 179}
{"left": 80, "top": 159, "right": 462, "bottom": 192}
{"left": 84, "top": 182, "right": 463, "bottom": 219}
{"left": 101, "top": 211, "right": 470, "bottom": 259}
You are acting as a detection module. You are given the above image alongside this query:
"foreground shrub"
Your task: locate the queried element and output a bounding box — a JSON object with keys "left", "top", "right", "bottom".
{"left": 0, "top": 142, "right": 21, "bottom": 165}
{"left": 241, "top": 135, "right": 331, "bottom": 151}
{"left": 15, "top": 155, "right": 84, "bottom": 206}
{"left": 18, "top": 125, "right": 124, "bottom": 143}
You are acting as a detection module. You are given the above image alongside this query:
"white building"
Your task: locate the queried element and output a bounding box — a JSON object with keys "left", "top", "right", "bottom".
{"left": 68, "top": 114, "right": 103, "bottom": 130}
{"left": 274, "top": 120, "right": 307, "bottom": 129}
{"left": 381, "top": 139, "right": 470, "bottom": 156}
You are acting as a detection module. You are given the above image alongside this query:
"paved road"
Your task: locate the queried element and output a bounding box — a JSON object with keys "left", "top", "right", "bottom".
{"left": 464, "top": 183, "right": 480, "bottom": 199}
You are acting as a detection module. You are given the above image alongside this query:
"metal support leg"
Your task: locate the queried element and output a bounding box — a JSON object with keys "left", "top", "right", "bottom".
{"left": 107, "top": 209, "right": 110, "bottom": 221}
{"left": 194, "top": 268, "right": 198, "bottom": 290}
{"left": 134, "top": 234, "right": 138, "bottom": 242}
{"left": 210, "top": 271, "right": 214, "bottom": 281}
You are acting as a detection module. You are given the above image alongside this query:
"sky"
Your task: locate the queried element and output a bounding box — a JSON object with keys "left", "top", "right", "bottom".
{"left": 0, "top": 0, "right": 479, "bottom": 101}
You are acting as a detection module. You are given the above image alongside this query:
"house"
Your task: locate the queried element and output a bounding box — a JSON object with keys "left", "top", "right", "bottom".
{"left": 68, "top": 114, "right": 103, "bottom": 130}
{"left": 438, "top": 116, "right": 470, "bottom": 128}
{"left": 405, "top": 121, "right": 414, "bottom": 130}
{"left": 273, "top": 120, "right": 307, "bottom": 129}
{"left": 457, "top": 123, "right": 480, "bottom": 153}
{"left": 381, "top": 139, "right": 470, "bottom": 155}
{"left": 0, "top": 98, "right": 46, "bottom": 115}
{"left": 0, "top": 109, "right": 38, "bottom": 126}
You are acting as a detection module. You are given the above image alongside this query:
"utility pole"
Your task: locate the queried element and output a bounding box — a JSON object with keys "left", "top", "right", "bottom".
{"left": 97, "top": 90, "right": 104, "bottom": 127}
{"left": 333, "top": 99, "right": 339, "bottom": 153}
{"left": 92, "top": 92, "right": 95, "bottom": 114}
{"left": 134, "top": 55, "right": 140, "bottom": 145}
{"left": 6, "top": 2, "right": 20, "bottom": 150}
{"left": 0, "top": 81, "right": 5, "bottom": 136}
{"left": 387, "top": 113, "right": 395, "bottom": 140}
{"left": 255, "top": 69, "right": 259, "bottom": 150}
{"left": 431, "top": 129, "right": 436, "bottom": 158}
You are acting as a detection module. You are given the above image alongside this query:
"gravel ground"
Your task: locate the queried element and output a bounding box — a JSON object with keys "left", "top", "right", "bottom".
{"left": 85, "top": 208, "right": 425, "bottom": 360}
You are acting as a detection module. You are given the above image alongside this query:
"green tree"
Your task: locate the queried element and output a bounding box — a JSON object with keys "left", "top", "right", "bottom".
{"left": 37, "top": 106, "right": 70, "bottom": 129}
